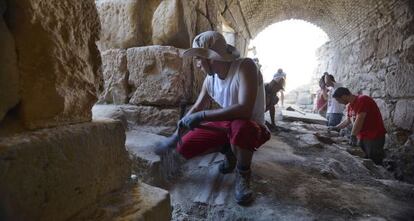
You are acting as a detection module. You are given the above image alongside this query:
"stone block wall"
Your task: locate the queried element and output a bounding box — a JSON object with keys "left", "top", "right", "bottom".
{"left": 0, "top": 1, "right": 170, "bottom": 220}
{"left": 0, "top": 120, "right": 130, "bottom": 221}
{"left": 95, "top": 0, "right": 250, "bottom": 130}
{"left": 0, "top": 0, "right": 102, "bottom": 131}
{"left": 0, "top": 0, "right": 18, "bottom": 122}
{"left": 313, "top": 1, "right": 414, "bottom": 183}
{"left": 95, "top": 0, "right": 162, "bottom": 51}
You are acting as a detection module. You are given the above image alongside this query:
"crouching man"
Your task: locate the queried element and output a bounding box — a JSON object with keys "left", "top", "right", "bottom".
{"left": 159, "top": 31, "right": 270, "bottom": 205}
{"left": 330, "top": 87, "right": 386, "bottom": 165}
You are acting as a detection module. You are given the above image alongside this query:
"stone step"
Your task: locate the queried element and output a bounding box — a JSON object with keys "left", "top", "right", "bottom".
{"left": 69, "top": 182, "right": 171, "bottom": 221}
{"left": 0, "top": 120, "right": 130, "bottom": 221}
{"left": 193, "top": 153, "right": 235, "bottom": 206}
{"left": 126, "top": 129, "right": 183, "bottom": 188}
{"left": 92, "top": 104, "right": 178, "bottom": 136}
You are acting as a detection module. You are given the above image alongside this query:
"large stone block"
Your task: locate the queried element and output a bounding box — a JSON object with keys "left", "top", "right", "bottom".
{"left": 374, "top": 98, "right": 390, "bottom": 121}
{"left": 0, "top": 1, "right": 19, "bottom": 122}
{"left": 69, "top": 182, "right": 172, "bottom": 221}
{"left": 195, "top": 0, "right": 221, "bottom": 34}
{"left": 385, "top": 63, "right": 414, "bottom": 98}
{"left": 6, "top": 0, "right": 102, "bottom": 129}
{"left": 152, "top": 0, "right": 196, "bottom": 48}
{"left": 92, "top": 104, "right": 180, "bottom": 133}
{"left": 152, "top": 0, "right": 191, "bottom": 48}
{"left": 122, "top": 105, "right": 180, "bottom": 127}
{"left": 127, "top": 46, "right": 193, "bottom": 106}
{"left": 393, "top": 99, "right": 414, "bottom": 131}
{"left": 0, "top": 120, "right": 130, "bottom": 221}
{"left": 98, "top": 49, "right": 129, "bottom": 104}
{"left": 96, "top": 0, "right": 162, "bottom": 51}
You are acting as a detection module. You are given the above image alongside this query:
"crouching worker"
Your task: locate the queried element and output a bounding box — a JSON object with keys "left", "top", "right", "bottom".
{"left": 330, "top": 87, "right": 386, "bottom": 165}
{"left": 264, "top": 77, "right": 285, "bottom": 130}
{"left": 156, "top": 31, "right": 270, "bottom": 205}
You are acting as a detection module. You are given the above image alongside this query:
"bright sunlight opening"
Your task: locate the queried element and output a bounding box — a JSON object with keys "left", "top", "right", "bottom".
{"left": 248, "top": 19, "right": 329, "bottom": 93}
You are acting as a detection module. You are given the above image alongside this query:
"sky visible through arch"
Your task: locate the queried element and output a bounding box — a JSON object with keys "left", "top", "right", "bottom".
{"left": 248, "top": 19, "right": 329, "bottom": 93}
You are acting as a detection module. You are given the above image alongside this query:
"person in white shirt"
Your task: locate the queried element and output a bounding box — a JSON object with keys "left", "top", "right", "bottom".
{"left": 156, "top": 31, "right": 270, "bottom": 205}
{"left": 324, "top": 72, "right": 345, "bottom": 126}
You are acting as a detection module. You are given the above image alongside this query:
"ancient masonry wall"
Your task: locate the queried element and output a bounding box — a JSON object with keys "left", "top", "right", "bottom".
{"left": 0, "top": 0, "right": 148, "bottom": 219}
{"left": 95, "top": 0, "right": 250, "bottom": 133}
{"left": 313, "top": 1, "right": 414, "bottom": 183}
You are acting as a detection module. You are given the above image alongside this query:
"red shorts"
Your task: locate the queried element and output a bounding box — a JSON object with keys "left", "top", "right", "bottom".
{"left": 176, "top": 120, "right": 270, "bottom": 159}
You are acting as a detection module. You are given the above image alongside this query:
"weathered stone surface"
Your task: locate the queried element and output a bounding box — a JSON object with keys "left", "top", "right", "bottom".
{"left": 152, "top": 0, "right": 191, "bottom": 48}
{"left": 194, "top": 0, "right": 222, "bottom": 34}
{"left": 98, "top": 49, "right": 129, "bottom": 104}
{"left": 96, "top": 0, "right": 162, "bottom": 50}
{"left": 92, "top": 104, "right": 180, "bottom": 130}
{"left": 93, "top": 104, "right": 179, "bottom": 136}
{"left": 385, "top": 63, "right": 414, "bottom": 98}
{"left": 374, "top": 98, "right": 392, "bottom": 129}
{"left": 127, "top": 46, "right": 193, "bottom": 106}
{"left": 95, "top": 0, "right": 152, "bottom": 51}
{"left": 70, "top": 182, "right": 172, "bottom": 221}
{"left": 393, "top": 99, "right": 414, "bottom": 131}
{"left": 92, "top": 104, "right": 128, "bottom": 129}
{"left": 126, "top": 130, "right": 183, "bottom": 187}
{"left": 6, "top": 0, "right": 102, "bottom": 129}
{"left": 0, "top": 120, "right": 130, "bottom": 221}
{"left": 296, "top": 133, "right": 323, "bottom": 148}
{"left": 122, "top": 105, "right": 180, "bottom": 127}
{"left": 0, "top": 2, "right": 19, "bottom": 122}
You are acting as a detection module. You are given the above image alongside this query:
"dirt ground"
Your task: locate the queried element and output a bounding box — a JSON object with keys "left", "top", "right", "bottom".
{"left": 165, "top": 121, "right": 414, "bottom": 221}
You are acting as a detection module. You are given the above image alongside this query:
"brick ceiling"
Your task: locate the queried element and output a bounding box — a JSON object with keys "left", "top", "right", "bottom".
{"left": 238, "top": 0, "right": 403, "bottom": 40}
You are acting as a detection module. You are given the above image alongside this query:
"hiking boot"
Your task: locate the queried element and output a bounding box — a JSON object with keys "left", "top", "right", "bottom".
{"left": 235, "top": 169, "right": 254, "bottom": 205}
{"left": 219, "top": 144, "right": 236, "bottom": 174}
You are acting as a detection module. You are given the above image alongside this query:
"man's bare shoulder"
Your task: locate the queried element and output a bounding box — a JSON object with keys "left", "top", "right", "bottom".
{"left": 238, "top": 58, "right": 258, "bottom": 77}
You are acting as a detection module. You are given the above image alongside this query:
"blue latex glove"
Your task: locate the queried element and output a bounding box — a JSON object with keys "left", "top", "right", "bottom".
{"left": 178, "top": 111, "right": 206, "bottom": 130}
{"left": 349, "top": 135, "right": 358, "bottom": 146}
{"left": 154, "top": 133, "right": 179, "bottom": 155}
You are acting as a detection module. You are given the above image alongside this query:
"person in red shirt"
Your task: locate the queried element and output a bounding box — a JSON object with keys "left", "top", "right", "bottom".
{"left": 330, "top": 87, "right": 386, "bottom": 165}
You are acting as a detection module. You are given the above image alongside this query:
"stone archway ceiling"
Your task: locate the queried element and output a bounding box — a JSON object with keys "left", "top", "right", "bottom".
{"left": 239, "top": 0, "right": 404, "bottom": 41}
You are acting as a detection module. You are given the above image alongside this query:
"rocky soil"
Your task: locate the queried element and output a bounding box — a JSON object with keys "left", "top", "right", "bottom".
{"left": 164, "top": 121, "right": 414, "bottom": 220}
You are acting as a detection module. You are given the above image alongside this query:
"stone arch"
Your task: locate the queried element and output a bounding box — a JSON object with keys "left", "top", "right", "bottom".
{"left": 240, "top": 0, "right": 404, "bottom": 41}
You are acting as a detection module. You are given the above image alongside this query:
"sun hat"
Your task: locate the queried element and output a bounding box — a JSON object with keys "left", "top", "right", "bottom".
{"left": 183, "top": 31, "right": 240, "bottom": 61}
{"left": 273, "top": 71, "right": 286, "bottom": 80}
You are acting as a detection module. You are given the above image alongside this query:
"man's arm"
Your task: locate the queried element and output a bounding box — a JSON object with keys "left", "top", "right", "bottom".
{"left": 203, "top": 59, "right": 258, "bottom": 121}
{"left": 335, "top": 117, "right": 351, "bottom": 129}
{"left": 351, "top": 112, "right": 366, "bottom": 136}
{"left": 185, "top": 79, "right": 212, "bottom": 116}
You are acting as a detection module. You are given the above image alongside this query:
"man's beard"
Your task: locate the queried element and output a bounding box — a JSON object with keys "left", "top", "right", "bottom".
{"left": 204, "top": 62, "right": 214, "bottom": 76}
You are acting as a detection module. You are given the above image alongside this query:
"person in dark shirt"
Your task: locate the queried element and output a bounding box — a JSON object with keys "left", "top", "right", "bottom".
{"left": 264, "top": 77, "right": 285, "bottom": 129}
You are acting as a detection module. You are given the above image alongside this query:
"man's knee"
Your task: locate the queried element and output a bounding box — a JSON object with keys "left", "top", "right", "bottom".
{"left": 230, "top": 120, "right": 269, "bottom": 151}
{"left": 176, "top": 142, "right": 194, "bottom": 159}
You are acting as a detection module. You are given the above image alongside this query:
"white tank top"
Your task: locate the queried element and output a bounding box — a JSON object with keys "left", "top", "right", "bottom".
{"left": 205, "top": 59, "right": 265, "bottom": 125}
